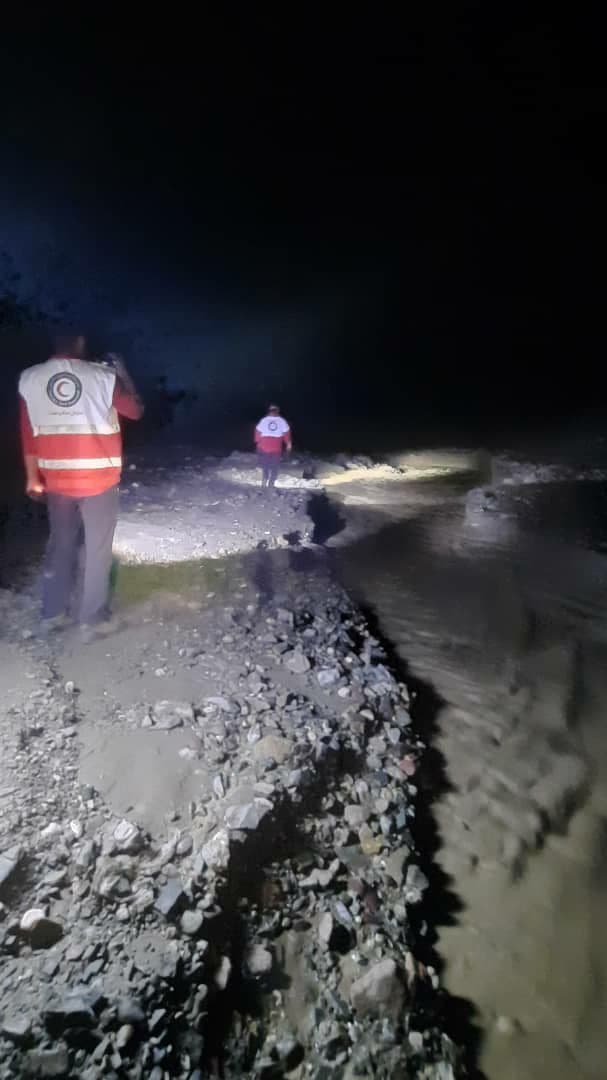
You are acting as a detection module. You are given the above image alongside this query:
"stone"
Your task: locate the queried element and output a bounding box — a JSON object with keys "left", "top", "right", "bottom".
{"left": 149, "top": 1008, "right": 167, "bottom": 1033}
{"left": 180, "top": 909, "right": 204, "bottom": 936}
{"left": 317, "top": 667, "right": 341, "bottom": 687}
{"left": 45, "top": 991, "right": 97, "bottom": 1034}
{"left": 318, "top": 912, "right": 334, "bottom": 947}
{"left": 206, "top": 696, "right": 234, "bottom": 713}
{"left": 399, "top": 754, "right": 417, "bottom": 777}
{"left": 245, "top": 944, "right": 273, "bottom": 976}
{"left": 393, "top": 706, "right": 411, "bottom": 728}
{"left": 116, "top": 1024, "right": 134, "bottom": 1050}
{"left": 1, "top": 1013, "right": 32, "bottom": 1044}
{"left": 26, "top": 1045, "right": 70, "bottom": 1077}
{"left": 75, "top": 840, "right": 97, "bottom": 871}
{"left": 153, "top": 700, "right": 195, "bottom": 729}
{"left": 359, "top": 827, "right": 386, "bottom": 857}
{"left": 176, "top": 833, "right": 193, "bottom": 856}
{"left": 113, "top": 819, "right": 142, "bottom": 853}
{"left": 20, "top": 909, "right": 63, "bottom": 949}
{"left": 384, "top": 845, "right": 410, "bottom": 885}
{"left": 0, "top": 845, "right": 22, "bottom": 894}
{"left": 246, "top": 672, "right": 264, "bottom": 694}
{"left": 405, "top": 864, "right": 429, "bottom": 903}
{"left": 40, "top": 824, "right": 63, "bottom": 840}
{"left": 201, "top": 829, "right": 230, "bottom": 870}
{"left": 224, "top": 798, "right": 273, "bottom": 831}
{"left": 284, "top": 650, "right": 311, "bottom": 675}
{"left": 349, "top": 957, "right": 404, "bottom": 1018}
{"left": 132, "top": 886, "right": 155, "bottom": 913}
{"left": 117, "top": 998, "right": 146, "bottom": 1026}
{"left": 215, "top": 954, "right": 232, "bottom": 990}
{"left": 131, "top": 931, "right": 180, "bottom": 980}
{"left": 300, "top": 858, "right": 341, "bottom": 889}
{"left": 333, "top": 900, "right": 354, "bottom": 928}
{"left": 250, "top": 734, "right": 292, "bottom": 765}
{"left": 344, "top": 804, "right": 369, "bottom": 828}
{"left": 155, "top": 876, "right": 185, "bottom": 918}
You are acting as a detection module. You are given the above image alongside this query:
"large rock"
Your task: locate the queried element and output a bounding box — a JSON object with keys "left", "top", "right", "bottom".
{"left": 180, "top": 909, "right": 204, "bottom": 936}
{"left": 20, "top": 909, "right": 63, "bottom": 950}
{"left": 155, "top": 876, "right": 185, "bottom": 918}
{"left": 283, "top": 650, "right": 311, "bottom": 675}
{"left": 201, "top": 828, "right": 230, "bottom": 870}
{"left": 349, "top": 957, "right": 404, "bottom": 1018}
{"left": 26, "top": 1045, "right": 69, "bottom": 1077}
{"left": 113, "top": 818, "right": 142, "bottom": 853}
{"left": 152, "top": 700, "right": 194, "bottom": 729}
{"left": 1, "top": 1013, "right": 32, "bottom": 1044}
{"left": 251, "top": 735, "right": 292, "bottom": 765}
{"left": 245, "top": 944, "right": 273, "bottom": 976}
{"left": 45, "top": 988, "right": 99, "bottom": 1034}
{"left": 224, "top": 798, "right": 273, "bottom": 831}
{"left": 317, "top": 667, "right": 341, "bottom": 687}
{"left": 130, "top": 930, "right": 180, "bottom": 980}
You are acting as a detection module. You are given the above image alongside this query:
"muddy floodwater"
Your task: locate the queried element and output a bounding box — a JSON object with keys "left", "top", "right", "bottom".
{"left": 336, "top": 472, "right": 607, "bottom": 1079}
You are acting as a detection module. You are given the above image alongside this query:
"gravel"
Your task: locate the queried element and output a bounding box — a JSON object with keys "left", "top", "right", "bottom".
{"left": 0, "top": 461, "right": 464, "bottom": 1078}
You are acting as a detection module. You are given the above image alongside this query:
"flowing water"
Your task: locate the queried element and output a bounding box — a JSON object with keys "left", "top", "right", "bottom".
{"left": 336, "top": 471, "right": 607, "bottom": 1079}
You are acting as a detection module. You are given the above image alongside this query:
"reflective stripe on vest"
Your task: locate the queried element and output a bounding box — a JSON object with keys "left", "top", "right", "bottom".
{"left": 36, "top": 422, "right": 119, "bottom": 435}
{"left": 38, "top": 457, "right": 123, "bottom": 470}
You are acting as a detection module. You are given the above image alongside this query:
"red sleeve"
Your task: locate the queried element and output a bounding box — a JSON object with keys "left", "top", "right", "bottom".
{"left": 20, "top": 396, "right": 35, "bottom": 457}
{"left": 113, "top": 383, "right": 144, "bottom": 420}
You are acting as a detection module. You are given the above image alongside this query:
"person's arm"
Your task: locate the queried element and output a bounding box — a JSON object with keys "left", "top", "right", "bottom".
{"left": 254, "top": 424, "right": 261, "bottom": 448}
{"left": 110, "top": 356, "right": 144, "bottom": 420}
{"left": 19, "top": 397, "right": 44, "bottom": 495}
{"left": 283, "top": 423, "right": 292, "bottom": 452}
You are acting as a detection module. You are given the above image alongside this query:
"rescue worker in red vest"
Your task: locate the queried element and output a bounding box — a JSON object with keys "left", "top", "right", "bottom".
{"left": 254, "top": 404, "right": 292, "bottom": 487}
{"left": 19, "top": 333, "right": 144, "bottom": 637}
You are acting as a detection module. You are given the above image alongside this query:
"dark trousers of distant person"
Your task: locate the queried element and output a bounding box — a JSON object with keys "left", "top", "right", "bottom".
{"left": 42, "top": 486, "right": 118, "bottom": 625}
{"left": 258, "top": 451, "right": 281, "bottom": 488}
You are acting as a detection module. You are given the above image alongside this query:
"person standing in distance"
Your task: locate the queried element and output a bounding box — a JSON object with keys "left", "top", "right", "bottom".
{"left": 254, "top": 404, "right": 292, "bottom": 488}
{"left": 19, "top": 333, "right": 144, "bottom": 639}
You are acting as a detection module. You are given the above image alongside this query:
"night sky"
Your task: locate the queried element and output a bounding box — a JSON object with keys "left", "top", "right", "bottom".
{"left": 1, "top": 10, "right": 604, "bottom": 448}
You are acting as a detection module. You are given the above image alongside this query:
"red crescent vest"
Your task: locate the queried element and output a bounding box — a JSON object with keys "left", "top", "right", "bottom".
{"left": 19, "top": 358, "right": 123, "bottom": 496}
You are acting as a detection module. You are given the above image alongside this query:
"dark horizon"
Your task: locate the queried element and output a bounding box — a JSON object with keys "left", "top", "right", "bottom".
{"left": 1, "top": 10, "right": 605, "bottom": 435}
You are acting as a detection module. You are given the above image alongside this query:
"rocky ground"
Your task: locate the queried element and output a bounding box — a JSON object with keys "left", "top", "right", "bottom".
{"left": 112, "top": 450, "right": 326, "bottom": 563}
{"left": 0, "top": 472, "right": 464, "bottom": 1079}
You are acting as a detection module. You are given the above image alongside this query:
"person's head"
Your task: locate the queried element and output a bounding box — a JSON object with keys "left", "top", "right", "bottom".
{"left": 53, "top": 332, "right": 86, "bottom": 359}
{"left": 268, "top": 403, "right": 280, "bottom": 416}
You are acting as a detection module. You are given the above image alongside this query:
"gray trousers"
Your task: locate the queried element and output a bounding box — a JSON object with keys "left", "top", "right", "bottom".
{"left": 258, "top": 451, "right": 281, "bottom": 486}
{"left": 42, "top": 486, "right": 118, "bottom": 624}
